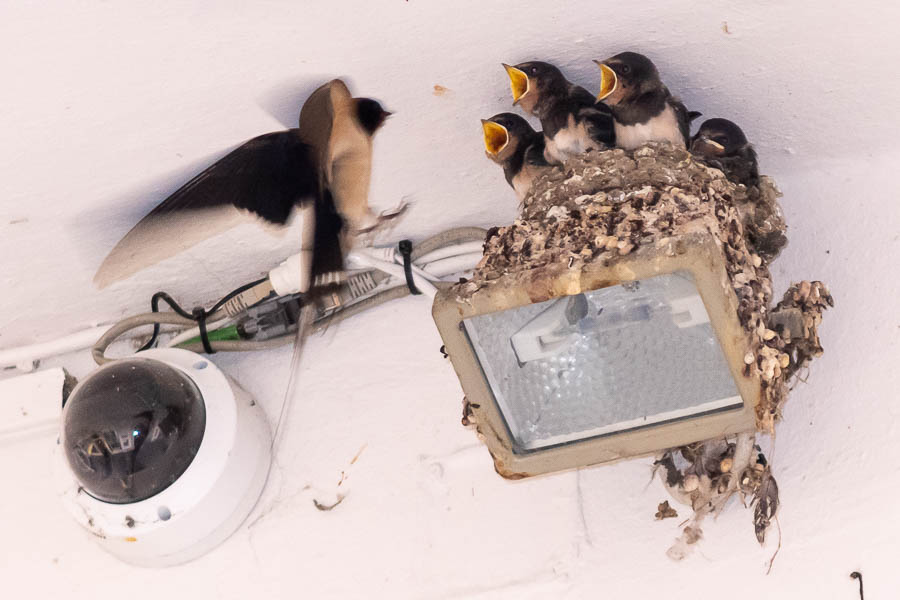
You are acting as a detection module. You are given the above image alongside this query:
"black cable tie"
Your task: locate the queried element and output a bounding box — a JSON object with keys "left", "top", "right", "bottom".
{"left": 138, "top": 278, "right": 267, "bottom": 353}
{"left": 398, "top": 239, "right": 421, "bottom": 295}
{"left": 193, "top": 307, "right": 215, "bottom": 354}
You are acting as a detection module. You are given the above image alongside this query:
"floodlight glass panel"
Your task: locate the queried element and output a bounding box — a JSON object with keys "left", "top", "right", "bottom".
{"left": 462, "top": 271, "right": 742, "bottom": 452}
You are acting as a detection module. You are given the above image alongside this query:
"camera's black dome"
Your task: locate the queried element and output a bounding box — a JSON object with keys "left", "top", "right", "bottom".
{"left": 62, "top": 358, "right": 206, "bottom": 504}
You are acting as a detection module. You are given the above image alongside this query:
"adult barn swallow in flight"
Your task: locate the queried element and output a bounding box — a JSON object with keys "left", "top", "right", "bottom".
{"left": 94, "top": 79, "right": 391, "bottom": 292}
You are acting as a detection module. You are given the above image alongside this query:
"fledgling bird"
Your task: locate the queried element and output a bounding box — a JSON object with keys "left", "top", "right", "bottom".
{"left": 690, "top": 118, "right": 759, "bottom": 188}
{"left": 692, "top": 118, "right": 785, "bottom": 261}
{"left": 594, "top": 51, "right": 694, "bottom": 150}
{"left": 94, "top": 79, "right": 391, "bottom": 291}
{"left": 481, "top": 113, "right": 551, "bottom": 201}
{"left": 502, "top": 61, "right": 615, "bottom": 163}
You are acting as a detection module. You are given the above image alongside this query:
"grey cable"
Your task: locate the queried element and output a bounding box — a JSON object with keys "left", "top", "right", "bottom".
{"left": 92, "top": 311, "right": 216, "bottom": 364}
{"left": 410, "top": 227, "right": 486, "bottom": 261}
{"left": 178, "top": 335, "right": 296, "bottom": 354}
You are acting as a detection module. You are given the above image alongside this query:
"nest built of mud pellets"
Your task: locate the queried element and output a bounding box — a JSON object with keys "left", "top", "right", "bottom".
{"left": 442, "top": 143, "right": 832, "bottom": 557}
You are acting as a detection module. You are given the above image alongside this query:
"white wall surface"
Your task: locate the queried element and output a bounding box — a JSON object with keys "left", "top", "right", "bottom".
{"left": 2, "top": 1, "right": 899, "bottom": 598}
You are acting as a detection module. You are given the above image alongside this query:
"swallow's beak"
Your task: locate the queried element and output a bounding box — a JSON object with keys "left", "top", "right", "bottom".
{"left": 594, "top": 61, "right": 617, "bottom": 101}
{"left": 502, "top": 63, "right": 530, "bottom": 105}
{"left": 691, "top": 135, "right": 726, "bottom": 156}
{"left": 482, "top": 120, "right": 510, "bottom": 156}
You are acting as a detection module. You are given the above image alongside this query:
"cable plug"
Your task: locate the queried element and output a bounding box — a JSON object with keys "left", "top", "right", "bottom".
{"left": 220, "top": 280, "right": 275, "bottom": 317}
{"left": 236, "top": 294, "right": 303, "bottom": 341}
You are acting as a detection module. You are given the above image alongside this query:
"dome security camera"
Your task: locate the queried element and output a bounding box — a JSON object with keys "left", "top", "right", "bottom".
{"left": 56, "top": 348, "right": 271, "bottom": 567}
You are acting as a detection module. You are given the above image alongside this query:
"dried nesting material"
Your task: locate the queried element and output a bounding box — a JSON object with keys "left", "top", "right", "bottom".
{"left": 739, "top": 180, "right": 788, "bottom": 262}
{"left": 655, "top": 434, "right": 779, "bottom": 561}
{"left": 768, "top": 281, "right": 834, "bottom": 381}
{"left": 454, "top": 143, "right": 832, "bottom": 556}
{"left": 655, "top": 501, "right": 678, "bottom": 520}
{"left": 753, "top": 279, "right": 834, "bottom": 432}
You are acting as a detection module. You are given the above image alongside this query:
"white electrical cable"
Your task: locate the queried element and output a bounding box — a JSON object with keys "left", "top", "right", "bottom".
{"left": 409, "top": 261, "right": 440, "bottom": 290}
{"left": 420, "top": 252, "right": 484, "bottom": 278}
{"left": 0, "top": 323, "right": 189, "bottom": 371}
{"left": 347, "top": 247, "right": 440, "bottom": 297}
{"left": 0, "top": 327, "right": 111, "bottom": 371}
{"left": 337, "top": 242, "right": 481, "bottom": 300}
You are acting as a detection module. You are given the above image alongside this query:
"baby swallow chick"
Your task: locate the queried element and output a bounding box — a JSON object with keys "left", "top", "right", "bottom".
{"left": 594, "top": 51, "right": 694, "bottom": 150}
{"left": 482, "top": 113, "right": 551, "bottom": 201}
{"left": 691, "top": 118, "right": 759, "bottom": 188}
{"left": 502, "top": 61, "right": 615, "bottom": 163}
{"left": 692, "top": 118, "right": 786, "bottom": 261}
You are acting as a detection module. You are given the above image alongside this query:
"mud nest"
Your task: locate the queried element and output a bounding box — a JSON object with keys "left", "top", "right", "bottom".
{"left": 455, "top": 143, "right": 832, "bottom": 557}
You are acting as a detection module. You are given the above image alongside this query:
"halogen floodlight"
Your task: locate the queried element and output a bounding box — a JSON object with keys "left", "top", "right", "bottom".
{"left": 57, "top": 348, "right": 271, "bottom": 567}
{"left": 433, "top": 232, "right": 761, "bottom": 479}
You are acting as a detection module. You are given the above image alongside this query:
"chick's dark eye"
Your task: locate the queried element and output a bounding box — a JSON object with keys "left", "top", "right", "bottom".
{"left": 622, "top": 65, "right": 631, "bottom": 74}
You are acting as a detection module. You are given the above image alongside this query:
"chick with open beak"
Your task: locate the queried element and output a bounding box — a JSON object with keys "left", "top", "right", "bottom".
{"left": 501, "top": 61, "right": 614, "bottom": 163}
{"left": 593, "top": 51, "right": 695, "bottom": 150}
{"left": 481, "top": 113, "right": 550, "bottom": 201}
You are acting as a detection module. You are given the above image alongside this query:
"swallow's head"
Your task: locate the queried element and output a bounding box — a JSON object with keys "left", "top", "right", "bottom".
{"left": 594, "top": 51, "right": 661, "bottom": 106}
{"left": 482, "top": 112, "right": 538, "bottom": 162}
{"left": 691, "top": 118, "right": 750, "bottom": 157}
{"left": 502, "top": 61, "right": 566, "bottom": 115}
{"left": 355, "top": 98, "right": 392, "bottom": 135}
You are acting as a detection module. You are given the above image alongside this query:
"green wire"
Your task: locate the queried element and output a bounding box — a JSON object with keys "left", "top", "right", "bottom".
{"left": 178, "top": 325, "right": 241, "bottom": 347}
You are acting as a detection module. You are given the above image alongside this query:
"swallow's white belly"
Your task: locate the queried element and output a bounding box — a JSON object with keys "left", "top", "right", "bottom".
{"left": 614, "top": 104, "right": 684, "bottom": 150}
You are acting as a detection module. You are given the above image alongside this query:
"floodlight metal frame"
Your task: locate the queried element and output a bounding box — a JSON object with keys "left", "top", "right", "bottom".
{"left": 432, "top": 231, "right": 760, "bottom": 479}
